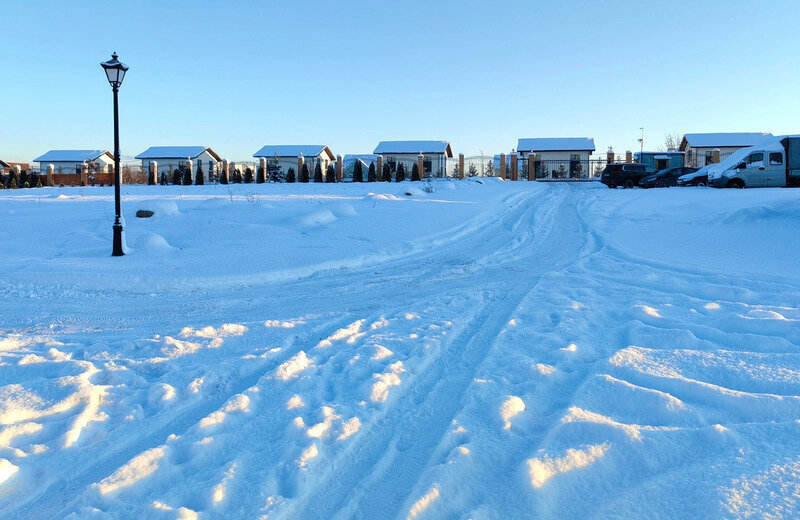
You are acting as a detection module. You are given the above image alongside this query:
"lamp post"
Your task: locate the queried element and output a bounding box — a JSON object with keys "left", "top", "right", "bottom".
{"left": 100, "top": 52, "right": 129, "bottom": 257}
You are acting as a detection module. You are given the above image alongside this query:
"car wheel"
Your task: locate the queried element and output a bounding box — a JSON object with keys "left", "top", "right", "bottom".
{"left": 655, "top": 180, "right": 665, "bottom": 188}
{"left": 697, "top": 181, "right": 706, "bottom": 187}
{"left": 607, "top": 182, "right": 616, "bottom": 189}
{"left": 728, "top": 179, "right": 745, "bottom": 189}
{"left": 624, "top": 179, "right": 634, "bottom": 189}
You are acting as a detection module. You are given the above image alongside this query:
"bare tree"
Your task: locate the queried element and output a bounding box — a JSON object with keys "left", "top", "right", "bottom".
{"left": 662, "top": 131, "right": 683, "bottom": 151}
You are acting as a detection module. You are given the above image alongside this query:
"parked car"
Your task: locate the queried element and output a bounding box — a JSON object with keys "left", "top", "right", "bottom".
{"left": 600, "top": 163, "right": 657, "bottom": 188}
{"left": 639, "top": 167, "right": 699, "bottom": 188}
{"left": 676, "top": 165, "right": 710, "bottom": 187}
{"left": 709, "top": 136, "right": 800, "bottom": 188}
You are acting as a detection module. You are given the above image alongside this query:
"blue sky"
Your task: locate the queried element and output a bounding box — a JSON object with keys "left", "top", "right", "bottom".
{"left": 2, "top": 0, "right": 799, "bottom": 163}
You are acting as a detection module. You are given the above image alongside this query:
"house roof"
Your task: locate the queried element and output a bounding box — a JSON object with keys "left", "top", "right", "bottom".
{"left": 0, "top": 159, "right": 8, "bottom": 168}
{"left": 253, "top": 145, "right": 335, "bottom": 160}
{"left": 517, "top": 138, "right": 595, "bottom": 152}
{"left": 679, "top": 133, "right": 772, "bottom": 150}
{"left": 343, "top": 154, "right": 379, "bottom": 168}
{"left": 373, "top": 141, "right": 453, "bottom": 157}
{"left": 33, "top": 150, "right": 112, "bottom": 163}
{"left": 135, "top": 146, "right": 222, "bottom": 162}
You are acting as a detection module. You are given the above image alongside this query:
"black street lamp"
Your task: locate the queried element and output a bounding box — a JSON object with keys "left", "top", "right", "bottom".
{"left": 100, "top": 52, "right": 129, "bottom": 257}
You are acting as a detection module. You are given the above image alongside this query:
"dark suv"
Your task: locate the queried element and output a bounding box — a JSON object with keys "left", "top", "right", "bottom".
{"left": 600, "top": 163, "right": 657, "bottom": 188}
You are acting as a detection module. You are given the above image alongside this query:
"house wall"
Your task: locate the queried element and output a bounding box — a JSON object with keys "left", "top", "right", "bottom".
{"left": 686, "top": 146, "right": 744, "bottom": 167}
{"left": 259, "top": 154, "right": 331, "bottom": 177}
{"left": 516, "top": 150, "right": 592, "bottom": 179}
{"left": 382, "top": 153, "right": 448, "bottom": 177}
{"left": 48, "top": 156, "right": 113, "bottom": 175}
{"left": 141, "top": 150, "right": 219, "bottom": 180}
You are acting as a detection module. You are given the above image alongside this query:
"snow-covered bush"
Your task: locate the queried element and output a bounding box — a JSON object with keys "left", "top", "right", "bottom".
{"left": 325, "top": 164, "right": 335, "bottom": 183}
{"left": 286, "top": 167, "right": 296, "bottom": 183}
{"left": 300, "top": 163, "right": 310, "bottom": 183}
{"left": 314, "top": 163, "right": 323, "bottom": 183}
{"left": 382, "top": 163, "right": 392, "bottom": 182}
{"left": 396, "top": 163, "right": 406, "bottom": 182}
{"left": 367, "top": 163, "right": 376, "bottom": 182}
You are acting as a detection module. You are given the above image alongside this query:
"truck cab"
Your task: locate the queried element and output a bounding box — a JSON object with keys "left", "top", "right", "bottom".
{"left": 709, "top": 136, "right": 800, "bottom": 188}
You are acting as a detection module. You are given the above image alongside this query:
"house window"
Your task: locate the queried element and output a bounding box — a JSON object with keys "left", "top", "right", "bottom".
{"left": 704, "top": 151, "right": 714, "bottom": 165}
{"left": 769, "top": 153, "right": 783, "bottom": 165}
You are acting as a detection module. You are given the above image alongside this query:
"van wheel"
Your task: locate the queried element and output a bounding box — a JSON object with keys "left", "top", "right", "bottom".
{"left": 624, "top": 179, "right": 634, "bottom": 189}
{"left": 728, "top": 179, "right": 745, "bottom": 189}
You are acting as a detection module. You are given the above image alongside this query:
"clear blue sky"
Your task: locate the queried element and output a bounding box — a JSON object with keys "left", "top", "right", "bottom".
{"left": 2, "top": 0, "right": 799, "bottom": 163}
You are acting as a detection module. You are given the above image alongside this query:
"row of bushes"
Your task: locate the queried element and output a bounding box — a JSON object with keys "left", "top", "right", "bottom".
{"left": 1, "top": 169, "right": 42, "bottom": 189}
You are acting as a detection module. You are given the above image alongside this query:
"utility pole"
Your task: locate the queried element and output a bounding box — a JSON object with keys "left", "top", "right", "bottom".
{"left": 638, "top": 127, "right": 644, "bottom": 154}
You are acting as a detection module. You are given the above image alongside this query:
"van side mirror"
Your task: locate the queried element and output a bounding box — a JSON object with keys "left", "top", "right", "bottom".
{"left": 736, "top": 162, "right": 746, "bottom": 170}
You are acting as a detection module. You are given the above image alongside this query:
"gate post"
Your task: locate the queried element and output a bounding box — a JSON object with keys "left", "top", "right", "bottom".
{"left": 528, "top": 153, "right": 536, "bottom": 181}
{"left": 712, "top": 148, "right": 720, "bottom": 164}
{"left": 499, "top": 153, "right": 506, "bottom": 180}
{"left": 81, "top": 162, "right": 88, "bottom": 185}
{"left": 186, "top": 158, "right": 193, "bottom": 183}
{"left": 259, "top": 157, "right": 266, "bottom": 182}
{"left": 297, "top": 153, "right": 304, "bottom": 179}
{"left": 510, "top": 153, "right": 518, "bottom": 181}
{"left": 46, "top": 164, "right": 54, "bottom": 186}
{"left": 606, "top": 147, "right": 615, "bottom": 165}
{"left": 149, "top": 161, "right": 157, "bottom": 185}
{"left": 417, "top": 153, "right": 424, "bottom": 180}
{"left": 625, "top": 150, "right": 632, "bottom": 163}
{"left": 336, "top": 155, "right": 343, "bottom": 183}
{"left": 458, "top": 153, "right": 465, "bottom": 179}
{"left": 376, "top": 155, "right": 383, "bottom": 181}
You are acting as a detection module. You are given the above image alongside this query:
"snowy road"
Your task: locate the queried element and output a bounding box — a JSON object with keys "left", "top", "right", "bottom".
{"left": 1, "top": 181, "right": 799, "bottom": 519}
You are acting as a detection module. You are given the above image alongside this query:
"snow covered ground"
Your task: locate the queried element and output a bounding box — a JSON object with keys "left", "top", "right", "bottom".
{"left": 0, "top": 180, "right": 799, "bottom": 519}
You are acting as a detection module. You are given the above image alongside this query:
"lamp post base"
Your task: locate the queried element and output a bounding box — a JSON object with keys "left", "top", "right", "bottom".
{"left": 112, "top": 223, "right": 125, "bottom": 257}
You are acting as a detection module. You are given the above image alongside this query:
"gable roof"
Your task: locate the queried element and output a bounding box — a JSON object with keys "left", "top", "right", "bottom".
{"left": 135, "top": 146, "right": 222, "bottom": 161}
{"left": 343, "top": 154, "right": 378, "bottom": 166}
{"left": 679, "top": 132, "right": 772, "bottom": 150}
{"left": 253, "top": 145, "right": 335, "bottom": 160}
{"left": 33, "top": 150, "right": 112, "bottom": 163}
{"left": 0, "top": 158, "right": 8, "bottom": 168}
{"left": 373, "top": 141, "right": 453, "bottom": 157}
{"left": 517, "top": 138, "right": 595, "bottom": 152}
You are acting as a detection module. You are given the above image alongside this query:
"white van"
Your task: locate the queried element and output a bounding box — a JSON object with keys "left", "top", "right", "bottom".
{"left": 709, "top": 136, "right": 800, "bottom": 188}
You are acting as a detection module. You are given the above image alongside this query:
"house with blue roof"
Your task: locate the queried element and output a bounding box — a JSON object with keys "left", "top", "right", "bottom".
{"left": 33, "top": 150, "right": 114, "bottom": 174}
{"left": 253, "top": 145, "right": 335, "bottom": 177}
{"left": 135, "top": 146, "right": 222, "bottom": 180}
{"left": 679, "top": 133, "right": 772, "bottom": 167}
{"left": 515, "top": 138, "right": 596, "bottom": 179}
{"left": 372, "top": 141, "right": 453, "bottom": 177}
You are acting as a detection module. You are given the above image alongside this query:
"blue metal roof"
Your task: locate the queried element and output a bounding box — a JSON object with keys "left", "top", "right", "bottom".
{"left": 33, "top": 150, "right": 110, "bottom": 163}
{"left": 517, "top": 138, "right": 595, "bottom": 152}
{"left": 253, "top": 145, "right": 334, "bottom": 159}
{"left": 135, "top": 146, "right": 218, "bottom": 160}
{"left": 681, "top": 133, "right": 772, "bottom": 148}
{"left": 373, "top": 141, "right": 452, "bottom": 156}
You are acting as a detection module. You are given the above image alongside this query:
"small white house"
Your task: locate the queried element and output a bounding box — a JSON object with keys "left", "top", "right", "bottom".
{"left": 253, "top": 145, "right": 335, "bottom": 176}
{"left": 679, "top": 133, "right": 773, "bottom": 167}
{"left": 516, "top": 138, "right": 596, "bottom": 178}
{"left": 372, "top": 141, "right": 453, "bottom": 177}
{"left": 33, "top": 150, "right": 114, "bottom": 174}
{"left": 135, "top": 146, "right": 222, "bottom": 179}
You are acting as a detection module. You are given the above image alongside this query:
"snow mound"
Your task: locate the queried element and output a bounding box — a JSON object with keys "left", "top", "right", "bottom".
{"left": 0, "top": 459, "right": 18, "bottom": 486}
{"left": 323, "top": 202, "right": 357, "bottom": 217}
{"left": 292, "top": 209, "right": 337, "bottom": 227}
{"left": 196, "top": 198, "right": 231, "bottom": 210}
{"left": 527, "top": 444, "right": 609, "bottom": 489}
{"left": 134, "top": 234, "right": 173, "bottom": 253}
{"left": 366, "top": 193, "right": 402, "bottom": 201}
{"left": 137, "top": 200, "right": 179, "bottom": 216}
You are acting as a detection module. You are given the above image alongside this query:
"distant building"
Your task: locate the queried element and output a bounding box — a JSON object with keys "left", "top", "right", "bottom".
{"left": 679, "top": 133, "right": 772, "bottom": 167}
{"left": 253, "top": 145, "right": 335, "bottom": 176}
{"left": 342, "top": 154, "right": 379, "bottom": 181}
{"left": 516, "top": 138, "right": 596, "bottom": 178}
{"left": 373, "top": 141, "right": 453, "bottom": 177}
{"left": 135, "top": 146, "right": 222, "bottom": 179}
{"left": 634, "top": 150, "right": 685, "bottom": 170}
{"left": 33, "top": 150, "right": 114, "bottom": 174}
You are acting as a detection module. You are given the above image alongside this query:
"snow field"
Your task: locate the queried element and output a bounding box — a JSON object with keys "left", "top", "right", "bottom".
{"left": 0, "top": 180, "right": 798, "bottom": 518}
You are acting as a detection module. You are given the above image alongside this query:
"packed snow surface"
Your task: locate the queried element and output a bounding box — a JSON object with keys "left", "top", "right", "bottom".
{"left": 1, "top": 180, "right": 799, "bottom": 519}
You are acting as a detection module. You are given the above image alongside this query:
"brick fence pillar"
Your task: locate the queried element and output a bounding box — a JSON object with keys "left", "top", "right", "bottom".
{"left": 417, "top": 153, "right": 424, "bottom": 180}
{"left": 606, "top": 147, "right": 614, "bottom": 165}
{"left": 376, "top": 155, "right": 383, "bottom": 181}
{"left": 712, "top": 148, "right": 720, "bottom": 164}
{"left": 187, "top": 158, "right": 193, "bottom": 183}
{"left": 149, "top": 161, "right": 157, "bottom": 184}
{"left": 259, "top": 157, "right": 266, "bottom": 181}
{"left": 81, "top": 162, "right": 88, "bottom": 185}
{"left": 336, "top": 155, "right": 343, "bottom": 183}
{"left": 625, "top": 150, "right": 632, "bottom": 163}
{"left": 528, "top": 153, "right": 536, "bottom": 181}
{"left": 298, "top": 153, "right": 304, "bottom": 178}
{"left": 499, "top": 153, "right": 506, "bottom": 180}
{"left": 458, "top": 153, "right": 464, "bottom": 179}
{"left": 46, "top": 164, "right": 54, "bottom": 186}
{"left": 510, "top": 153, "right": 518, "bottom": 181}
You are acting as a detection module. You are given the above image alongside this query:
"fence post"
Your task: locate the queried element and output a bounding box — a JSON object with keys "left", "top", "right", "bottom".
{"left": 712, "top": 148, "right": 720, "bottom": 164}
{"left": 528, "top": 153, "right": 536, "bottom": 181}
{"left": 499, "top": 153, "right": 506, "bottom": 180}
{"left": 625, "top": 150, "right": 632, "bottom": 163}
{"left": 376, "top": 155, "right": 383, "bottom": 181}
{"left": 46, "top": 164, "right": 54, "bottom": 186}
{"left": 606, "top": 147, "right": 615, "bottom": 165}
{"left": 458, "top": 153, "right": 465, "bottom": 179}
{"left": 221, "top": 159, "right": 229, "bottom": 184}
{"left": 510, "top": 153, "right": 518, "bottom": 181}
{"left": 417, "top": 153, "right": 424, "bottom": 180}
{"left": 336, "top": 155, "right": 343, "bottom": 183}
{"left": 187, "top": 158, "right": 193, "bottom": 183}
{"left": 81, "top": 162, "right": 88, "bottom": 185}
{"left": 298, "top": 153, "right": 304, "bottom": 178}
{"left": 259, "top": 157, "right": 266, "bottom": 181}
{"left": 149, "top": 161, "right": 157, "bottom": 184}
